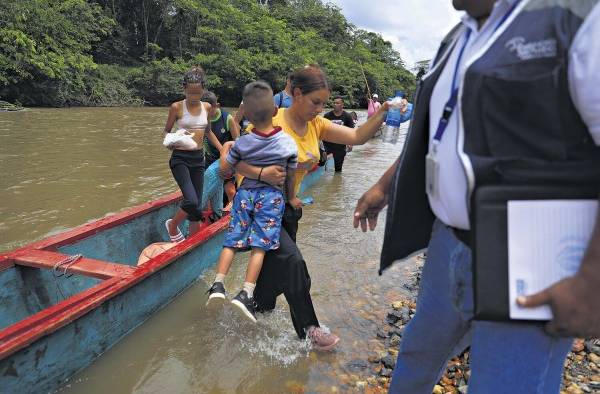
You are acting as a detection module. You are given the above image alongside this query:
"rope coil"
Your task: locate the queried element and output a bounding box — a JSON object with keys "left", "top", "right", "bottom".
{"left": 53, "top": 254, "right": 83, "bottom": 278}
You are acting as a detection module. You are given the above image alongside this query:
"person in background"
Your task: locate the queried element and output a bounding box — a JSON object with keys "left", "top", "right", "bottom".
{"left": 350, "top": 111, "right": 359, "bottom": 126}
{"left": 396, "top": 90, "right": 414, "bottom": 124}
{"left": 354, "top": 0, "right": 600, "bottom": 392}
{"left": 273, "top": 72, "right": 294, "bottom": 109}
{"left": 347, "top": 111, "right": 359, "bottom": 153}
{"left": 202, "top": 91, "right": 239, "bottom": 209}
{"left": 323, "top": 96, "right": 355, "bottom": 172}
{"left": 367, "top": 93, "right": 381, "bottom": 118}
{"left": 163, "top": 66, "right": 221, "bottom": 242}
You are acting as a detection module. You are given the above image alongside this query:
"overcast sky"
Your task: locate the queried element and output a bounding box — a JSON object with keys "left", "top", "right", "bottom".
{"left": 326, "top": 0, "right": 462, "bottom": 69}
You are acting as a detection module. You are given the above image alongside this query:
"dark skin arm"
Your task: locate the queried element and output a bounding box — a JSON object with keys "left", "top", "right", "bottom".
{"left": 518, "top": 202, "right": 600, "bottom": 337}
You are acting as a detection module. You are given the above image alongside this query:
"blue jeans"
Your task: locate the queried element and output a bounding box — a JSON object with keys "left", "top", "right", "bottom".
{"left": 201, "top": 161, "right": 223, "bottom": 216}
{"left": 390, "top": 220, "right": 573, "bottom": 394}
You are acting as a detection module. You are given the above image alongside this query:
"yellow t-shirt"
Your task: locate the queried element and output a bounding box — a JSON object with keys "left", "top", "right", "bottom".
{"left": 272, "top": 108, "right": 331, "bottom": 195}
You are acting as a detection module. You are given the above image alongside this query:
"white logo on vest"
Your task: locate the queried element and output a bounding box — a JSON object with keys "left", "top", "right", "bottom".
{"left": 505, "top": 36, "right": 557, "bottom": 60}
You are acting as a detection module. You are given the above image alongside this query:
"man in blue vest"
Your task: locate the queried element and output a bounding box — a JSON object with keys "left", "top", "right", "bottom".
{"left": 354, "top": 1, "right": 600, "bottom": 392}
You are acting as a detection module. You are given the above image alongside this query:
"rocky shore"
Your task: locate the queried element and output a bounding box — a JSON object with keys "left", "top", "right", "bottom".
{"left": 360, "top": 257, "right": 600, "bottom": 394}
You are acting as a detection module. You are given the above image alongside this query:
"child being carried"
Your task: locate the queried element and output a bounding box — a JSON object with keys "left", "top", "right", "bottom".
{"left": 206, "top": 81, "right": 301, "bottom": 322}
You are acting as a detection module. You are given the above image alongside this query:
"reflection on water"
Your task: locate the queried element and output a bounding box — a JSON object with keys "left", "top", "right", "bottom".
{"left": 1, "top": 108, "right": 415, "bottom": 392}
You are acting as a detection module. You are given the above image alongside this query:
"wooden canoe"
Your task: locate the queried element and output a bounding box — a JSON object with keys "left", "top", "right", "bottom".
{"left": 0, "top": 158, "right": 331, "bottom": 393}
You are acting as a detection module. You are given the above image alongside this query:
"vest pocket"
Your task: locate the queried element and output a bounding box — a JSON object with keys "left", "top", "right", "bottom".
{"left": 480, "top": 63, "right": 568, "bottom": 160}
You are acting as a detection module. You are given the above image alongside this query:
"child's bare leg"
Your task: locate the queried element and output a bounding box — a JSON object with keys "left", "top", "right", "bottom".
{"left": 242, "top": 248, "right": 266, "bottom": 297}
{"left": 224, "top": 181, "right": 236, "bottom": 203}
{"left": 215, "top": 247, "right": 236, "bottom": 277}
{"left": 207, "top": 247, "right": 236, "bottom": 305}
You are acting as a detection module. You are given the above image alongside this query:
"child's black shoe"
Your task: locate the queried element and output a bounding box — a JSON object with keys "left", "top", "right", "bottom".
{"left": 231, "top": 290, "right": 257, "bottom": 323}
{"left": 206, "top": 282, "right": 226, "bottom": 307}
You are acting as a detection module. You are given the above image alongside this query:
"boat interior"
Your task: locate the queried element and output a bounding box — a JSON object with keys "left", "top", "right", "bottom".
{"left": 0, "top": 199, "right": 183, "bottom": 331}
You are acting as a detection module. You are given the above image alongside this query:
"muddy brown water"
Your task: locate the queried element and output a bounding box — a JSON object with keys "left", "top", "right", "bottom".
{"left": 1, "top": 108, "right": 417, "bottom": 393}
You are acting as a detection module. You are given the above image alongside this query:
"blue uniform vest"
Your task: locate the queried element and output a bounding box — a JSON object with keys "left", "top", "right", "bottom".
{"left": 379, "top": 0, "right": 600, "bottom": 273}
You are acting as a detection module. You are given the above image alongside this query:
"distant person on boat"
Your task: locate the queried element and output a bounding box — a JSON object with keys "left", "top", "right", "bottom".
{"left": 233, "top": 65, "right": 393, "bottom": 350}
{"left": 202, "top": 91, "right": 239, "bottom": 208}
{"left": 162, "top": 66, "right": 222, "bottom": 242}
{"left": 206, "top": 81, "right": 301, "bottom": 322}
{"left": 367, "top": 93, "right": 381, "bottom": 118}
{"left": 323, "top": 96, "right": 355, "bottom": 172}
{"left": 273, "top": 72, "right": 294, "bottom": 109}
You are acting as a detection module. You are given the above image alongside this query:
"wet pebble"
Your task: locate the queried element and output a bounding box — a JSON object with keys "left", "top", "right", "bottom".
{"left": 376, "top": 328, "right": 388, "bottom": 339}
{"left": 380, "top": 368, "right": 392, "bottom": 378}
{"left": 367, "top": 355, "right": 380, "bottom": 364}
{"left": 346, "top": 359, "right": 370, "bottom": 372}
{"left": 572, "top": 339, "right": 585, "bottom": 353}
{"left": 381, "top": 355, "right": 396, "bottom": 370}
{"left": 386, "top": 310, "right": 403, "bottom": 324}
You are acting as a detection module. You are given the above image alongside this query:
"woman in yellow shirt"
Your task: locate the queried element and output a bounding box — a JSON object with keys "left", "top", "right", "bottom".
{"left": 236, "top": 65, "right": 390, "bottom": 350}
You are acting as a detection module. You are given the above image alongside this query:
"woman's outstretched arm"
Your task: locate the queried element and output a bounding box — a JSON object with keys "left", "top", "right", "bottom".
{"left": 321, "top": 102, "right": 390, "bottom": 145}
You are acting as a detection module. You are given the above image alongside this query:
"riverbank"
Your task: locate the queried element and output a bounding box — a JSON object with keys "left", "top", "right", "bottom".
{"left": 0, "top": 100, "right": 24, "bottom": 111}
{"left": 361, "top": 257, "right": 600, "bottom": 394}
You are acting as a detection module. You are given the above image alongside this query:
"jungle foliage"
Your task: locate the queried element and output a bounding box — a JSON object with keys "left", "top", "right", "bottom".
{"left": 1, "top": 0, "right": 415, "bottom": 107}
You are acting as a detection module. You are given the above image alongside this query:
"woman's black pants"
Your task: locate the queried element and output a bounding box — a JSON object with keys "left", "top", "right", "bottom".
{"left": 169, "top": 150, "right": 205, "bottom": 222}
{"left": 254, "top": 204, "right": 320, "bottom": 338}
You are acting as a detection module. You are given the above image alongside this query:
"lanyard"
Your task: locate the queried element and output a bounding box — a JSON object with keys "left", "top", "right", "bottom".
{"left": 431, "top": 0, "right": 522, "bottom": 152}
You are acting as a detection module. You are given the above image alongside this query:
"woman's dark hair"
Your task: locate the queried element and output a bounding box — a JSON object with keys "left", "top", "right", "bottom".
{"left": 183, "top": 66, "right": 206, "bottom": 87}
{"left": 290, "top": 64, "right": 330, "bottom": 95}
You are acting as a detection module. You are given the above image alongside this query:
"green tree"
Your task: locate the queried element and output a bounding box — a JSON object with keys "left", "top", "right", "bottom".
{"left": 1, "top": 0, "right": 415, "bottom": 107}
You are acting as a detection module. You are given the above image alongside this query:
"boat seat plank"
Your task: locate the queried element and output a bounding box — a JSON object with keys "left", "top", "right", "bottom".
{"left": 11, "top": 249, "right": 135, "bottom": 279}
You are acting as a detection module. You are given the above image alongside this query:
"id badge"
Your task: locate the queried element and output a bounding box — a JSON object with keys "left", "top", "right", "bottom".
{"left": 425, "top": 152, "right": 439, "bottom": 197}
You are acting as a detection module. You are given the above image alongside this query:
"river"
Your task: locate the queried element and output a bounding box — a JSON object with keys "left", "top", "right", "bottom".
{"left": 0, "top": 107, "right": 416, "bottom": 393}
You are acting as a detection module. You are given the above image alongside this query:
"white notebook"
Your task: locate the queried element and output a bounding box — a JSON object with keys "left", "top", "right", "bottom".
{"left": 508, "top": 200, "right": 598, "bottom": 320}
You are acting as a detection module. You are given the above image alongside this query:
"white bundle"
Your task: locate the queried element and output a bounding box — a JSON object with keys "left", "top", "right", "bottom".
{"left": 163, "top": 129, "right": 199, "bottom": 150}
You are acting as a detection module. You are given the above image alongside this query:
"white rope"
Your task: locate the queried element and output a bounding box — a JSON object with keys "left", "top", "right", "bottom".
{"left": 53, "top": 254, "right": 83, "bottom": 278}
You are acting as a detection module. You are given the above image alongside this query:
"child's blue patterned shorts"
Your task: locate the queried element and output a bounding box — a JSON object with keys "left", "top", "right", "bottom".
{"left": 224, "top": 187, "right": 284, "bottom": 251}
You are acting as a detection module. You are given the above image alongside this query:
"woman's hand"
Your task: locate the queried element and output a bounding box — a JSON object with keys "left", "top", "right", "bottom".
{"left": 260, "top": 165, "right": 287, "bottom": 186}
{"left": 288, "top": 197, "right": 303, "bottom": 210}
{"left": 380, "top": 100, "right": 391, "bottom": 113}
{"left": 354, "top": 184, "right": 389, "bottom": 232}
